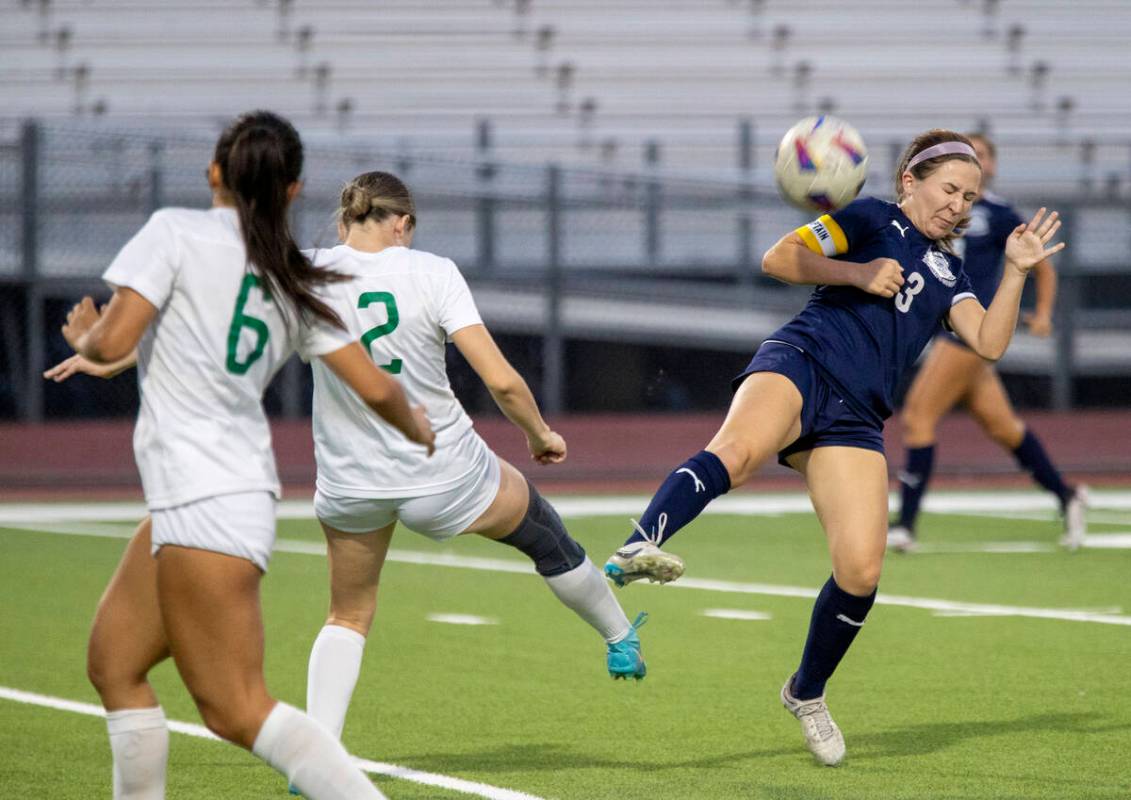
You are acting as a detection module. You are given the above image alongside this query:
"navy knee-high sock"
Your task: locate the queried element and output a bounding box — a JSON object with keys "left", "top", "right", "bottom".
{"left": 897, "top": 445, "right": 935, "bottom": 533}
{"left": 623, "top": 450, "right": 731, "bottom": 548}
{"left": 1012, "top": 430, "right": 1073, "bottom": 508}
{"left": 793, "top": 576, "right": 877, "bottom": 700}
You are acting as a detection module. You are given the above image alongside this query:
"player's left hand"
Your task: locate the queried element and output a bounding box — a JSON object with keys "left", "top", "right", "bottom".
{"left": 44, "top": 353, "right": 120, "bottom": 381}
{"left": 528, "top": 429, "right": 567, "bottom": 465}
{"left": 61, "top": 296, "right": 101, "bottom": 350}
{"left": 1023, "top": 311, "right": 1053, "bottom": 337}
{"left": 1005, "top": 208, "right": 1065, "bottom": 274}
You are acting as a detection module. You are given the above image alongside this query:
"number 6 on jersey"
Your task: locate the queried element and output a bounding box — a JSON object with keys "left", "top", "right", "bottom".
{"left": 359, "top": 291, "right": 403, "bottom": 374}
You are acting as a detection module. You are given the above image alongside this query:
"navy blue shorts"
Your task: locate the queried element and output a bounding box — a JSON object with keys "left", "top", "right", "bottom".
{"left": 732, "top": 341, "right": 885, "bottom": 469}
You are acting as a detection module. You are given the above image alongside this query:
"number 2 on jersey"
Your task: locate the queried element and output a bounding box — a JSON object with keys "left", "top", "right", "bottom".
{"left": 895, "top": 271, "right": 925, "bottom": 313}
{"left": 359, "top": 291, "right": 403, "bottom": 374}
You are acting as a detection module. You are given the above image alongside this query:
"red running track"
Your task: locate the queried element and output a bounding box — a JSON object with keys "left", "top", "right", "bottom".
{"left": 1, "top": 411, "right": 1128, "bottom": 500}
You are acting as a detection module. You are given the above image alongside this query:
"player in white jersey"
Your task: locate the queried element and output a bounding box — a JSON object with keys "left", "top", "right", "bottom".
{"left": 297, "top": 171, "right": 648, "bottom": 751}
{"left": 56, "top": 112, "right": 433, "bottom": 800}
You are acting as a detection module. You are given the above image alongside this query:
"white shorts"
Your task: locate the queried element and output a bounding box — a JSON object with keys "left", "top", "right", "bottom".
{"left": 150, "top": 491, "right": 276, "bottom": 572}
{"left": 314, "top": 436, "right": 502, "bottom": 541}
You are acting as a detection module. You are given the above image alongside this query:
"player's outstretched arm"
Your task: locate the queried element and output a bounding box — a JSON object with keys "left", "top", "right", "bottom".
{"left": 44, "top": 351, "right": 138, "bottom": 382}
{"left": 762, "top": 232, "right": 905, "bottom": 296}
{"left": 451, "top": 324, "right": 566, "bottom": 465}
{"left": 320, "top": 342, "right": 435, "bottom": 455}
{"left": 949, "top": 208, "right": 1065, "bottom": 359}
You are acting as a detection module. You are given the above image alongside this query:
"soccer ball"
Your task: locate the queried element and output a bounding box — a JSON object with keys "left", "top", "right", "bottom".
{"left": 773, "top": 115, "right": 869, "bottom": 213}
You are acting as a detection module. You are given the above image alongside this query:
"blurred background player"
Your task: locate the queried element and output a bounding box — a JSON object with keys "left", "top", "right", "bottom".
{"left": 887, "top": 133, "right": 1087, "bottom": 553}
{"left": 603, "top": 130, "right": 1065, "bottom": 766}
{"left": 59, "top": 111, "right": 434, "bottom": 800}
{"left": 300, "top": 171, "right": 647, "bottom": 757}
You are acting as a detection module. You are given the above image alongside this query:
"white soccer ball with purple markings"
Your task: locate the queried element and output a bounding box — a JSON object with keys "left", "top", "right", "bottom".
{"left": 773, "top": 116, "right": 869, "bottom": 213}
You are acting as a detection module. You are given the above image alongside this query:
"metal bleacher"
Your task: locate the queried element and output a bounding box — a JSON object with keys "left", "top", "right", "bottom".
{"left": 2, "top": 0, "right": 1130, "bottom": 418}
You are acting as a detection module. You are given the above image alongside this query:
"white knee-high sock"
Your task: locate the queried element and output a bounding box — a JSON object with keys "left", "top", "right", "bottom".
{"left": 307, "top": 624, "right": 366, "bottom": 739}
{"left": 252, "top": 702, "right": 385, "bottom": 800}
{"left": 106, "top": 706, "right": 168, "bottom": 800}
{"left": 544, "top": 558, "right": 632, "bottom": 642}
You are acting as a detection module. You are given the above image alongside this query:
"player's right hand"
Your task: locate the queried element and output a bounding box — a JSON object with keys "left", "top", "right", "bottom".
{"left": 858, "top": 258, "right": 905, "bottom": 298}
{"left": 528, "top": 429, "right": 567, "bottom": 465}
{"left": 410, "top": 405, "right": 436, "bottom": 456}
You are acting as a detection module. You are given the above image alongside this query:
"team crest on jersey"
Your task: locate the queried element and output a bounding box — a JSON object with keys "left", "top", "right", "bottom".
{"left": 922, "top": 249, "right": 956, "bottom": 287}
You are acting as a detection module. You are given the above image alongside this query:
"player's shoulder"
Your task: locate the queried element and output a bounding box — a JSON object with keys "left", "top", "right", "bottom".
{"left": 402, "top": 247, "right": 461, "bottom": 275}
{"left": 837, "top": 195, "right": 901, "bottom": 226}
{"left": 149, "top": 206, "right": 225, "bottom": 229}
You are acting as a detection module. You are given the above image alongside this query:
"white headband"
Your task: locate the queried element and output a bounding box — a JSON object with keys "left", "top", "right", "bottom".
{"left": 906, "top": 141, "right": 979, "bottom": 171}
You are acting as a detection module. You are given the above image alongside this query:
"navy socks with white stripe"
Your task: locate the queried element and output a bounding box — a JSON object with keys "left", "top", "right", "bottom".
{"left": 897, "top": 445, "right": 935, "bottom": 533}
{"left": 1012, "top": 430, "right": 1073, "bottom": 509}
{"left": 624, "top": 450, "right": 731, "bottom": 547}
{"left": 792, "top": 575, "right": 877, "bottom": 701}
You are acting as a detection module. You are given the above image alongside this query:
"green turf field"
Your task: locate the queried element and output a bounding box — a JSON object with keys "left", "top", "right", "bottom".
{"left": 2, "top": 492, "right": 1130, "bottom": 799}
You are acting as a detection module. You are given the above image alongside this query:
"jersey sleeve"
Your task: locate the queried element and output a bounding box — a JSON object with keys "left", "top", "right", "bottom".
{"left": 941, "top": 261, "right": 979, "bottom": 332}
{"left": 101, "top": 211, "right": 180, "bottom": 310}
{"left": 437, "top": 260, "right": 483, "bottom": 340}
{"left": 795, "top": 197, "right": 881, "bottom": 257}
{"left": 292, "top": 286, "right": 356, "bottom": 363}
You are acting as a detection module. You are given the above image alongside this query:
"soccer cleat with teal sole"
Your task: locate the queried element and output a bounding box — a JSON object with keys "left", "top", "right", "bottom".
{"left": 607, "top": 612, "right": 648, "bottom": 680}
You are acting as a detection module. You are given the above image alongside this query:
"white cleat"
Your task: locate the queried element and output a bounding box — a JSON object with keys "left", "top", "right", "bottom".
{"left": 1059, "top": 485, "right": 1089, "bottom": 552}
{"left": 604, "top": 540, "right": 685, "bottom": 587}
{"left": 886, "top": 526, "right": 917, "bottom": 553}
{"left": 781, "top": 675, "right": 846, "bottom": 767}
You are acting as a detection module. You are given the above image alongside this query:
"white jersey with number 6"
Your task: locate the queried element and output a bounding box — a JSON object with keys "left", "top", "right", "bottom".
{"left": 307, "top": 245, "right": 483, "bottom": 498}
{"left": 102, "top": 207, "right": 352, "bottom": 509}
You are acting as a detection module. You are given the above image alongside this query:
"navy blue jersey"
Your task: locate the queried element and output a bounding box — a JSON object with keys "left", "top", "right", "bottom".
{"left": 952, "top": 191, "right": 1024, "bottom": 306}
{"left": 768, "top": 196, "right": 977, "bottom": 423}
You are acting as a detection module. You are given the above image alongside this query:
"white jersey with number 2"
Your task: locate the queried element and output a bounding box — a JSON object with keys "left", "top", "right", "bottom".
{"left": 307, "top": 245, "right": 483, "bottom": 499}
{"left": 102, "top": 207, "right": 352, "bottom": 509}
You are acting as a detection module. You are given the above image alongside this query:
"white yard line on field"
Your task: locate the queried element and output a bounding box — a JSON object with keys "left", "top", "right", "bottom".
{"left": 3, "top": 492, "right": 1131, "bottom": 628}
{"left": 5, "top": 521, "right": 1128, "bottom": 627}
{"left": 0, "top": 686, "right": 546, "bottom": 800}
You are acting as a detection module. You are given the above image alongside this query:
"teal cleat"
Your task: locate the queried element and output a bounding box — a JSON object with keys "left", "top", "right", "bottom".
{"left": 607, "top": 612, "right": 649, "bottom": 680}
{"left": 288, "top": 783, "right": 301, "bottom": 796}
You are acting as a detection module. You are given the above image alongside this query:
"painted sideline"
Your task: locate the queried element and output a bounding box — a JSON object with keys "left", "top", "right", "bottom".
{"left": 0, "top": 686, "right": 545, "bottom": 800}
{"left": 2, "top": 489, "right": 1130, "bottom": 524}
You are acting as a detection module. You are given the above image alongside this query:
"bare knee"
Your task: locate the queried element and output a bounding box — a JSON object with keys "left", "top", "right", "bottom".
{"left": 982, "top": 418, "right": 1024, "bottom": 450}
{"left": 900, "top": 406, "right": 936, "bottom": 448}
{"left": 834, "top": 559, "right": 883, "bottom": 596}
{"left": 87, "top": 640, "right": 147, "bottom": 701}
{"left": 708, "top": 441, "right": 760, "bottom": 486}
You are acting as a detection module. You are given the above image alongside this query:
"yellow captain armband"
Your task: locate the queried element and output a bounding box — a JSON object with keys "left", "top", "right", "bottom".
{"left": 795, "top": 214, "right": 848, "bottom": 257}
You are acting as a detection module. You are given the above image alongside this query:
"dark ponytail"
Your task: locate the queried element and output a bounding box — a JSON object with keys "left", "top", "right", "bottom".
{"left": 213, "top": 111, "right": 346, "bottom": 329}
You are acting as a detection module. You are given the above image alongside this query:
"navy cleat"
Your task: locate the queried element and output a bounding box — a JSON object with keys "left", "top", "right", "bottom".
{"left": 607, "top": 612, "right": 648, "bottom": 680}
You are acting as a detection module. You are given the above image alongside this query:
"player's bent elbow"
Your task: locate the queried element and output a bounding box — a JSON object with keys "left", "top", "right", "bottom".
{"left": 973, "top": 339, "right": 1006, "bottom": 363}
{"left": 81, "top": 332, "right": 133, "bottom": 365}
{"left": 761, "top": 248, "right": 787, "bottom": 281}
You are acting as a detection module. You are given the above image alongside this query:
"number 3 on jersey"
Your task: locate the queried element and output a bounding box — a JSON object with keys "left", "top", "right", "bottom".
{"left": 359, "top": 291, "right": 403, "bottom": 374}
{"left": 895, "top": 271, "right": 925, "bottom": 313}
